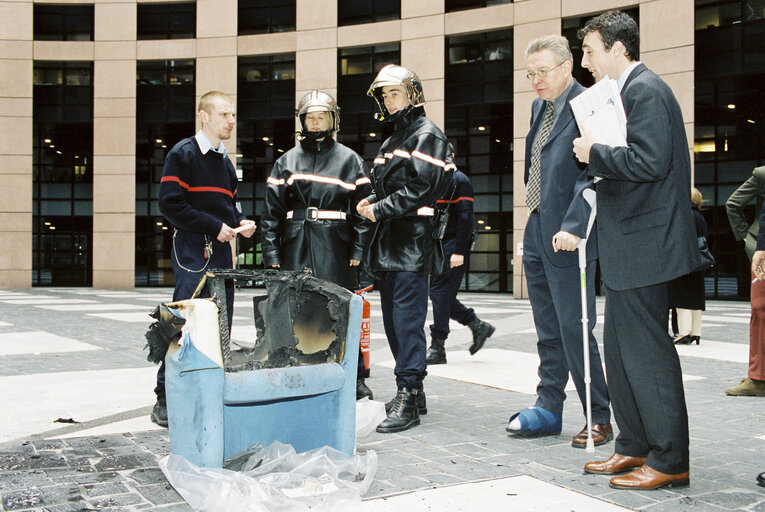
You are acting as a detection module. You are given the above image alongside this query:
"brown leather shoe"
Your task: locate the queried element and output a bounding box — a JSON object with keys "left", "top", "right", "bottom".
{"left": 609, "top": 465, "right": 689, "bottom": 490}
{"left": 572, "top": 423, "right": 613, "bottom": 448}
{"left": 584, "top": 453, "right": 647, "bottom": 475}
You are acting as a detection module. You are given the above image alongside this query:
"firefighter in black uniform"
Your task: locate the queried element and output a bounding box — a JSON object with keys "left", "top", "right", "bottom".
{"left": 426, "top": 164, "right": 495, "bottom": 365}
{"left": 357, "top": 65, "right": 450, "bottom": 433}
{"left": 261, "top": 90, "right": 374, "bottom": 399}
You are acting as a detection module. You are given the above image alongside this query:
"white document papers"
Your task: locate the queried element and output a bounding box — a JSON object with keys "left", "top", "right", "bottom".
{"left": 569, "top": 76, "right": 628, "bottom": 148}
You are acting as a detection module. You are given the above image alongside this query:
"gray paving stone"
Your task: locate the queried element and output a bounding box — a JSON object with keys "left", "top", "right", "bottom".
{"left": 0, "top": 470, "right": 55, "bottom": 492}
{"left": 2, "top": 290, "right": 764, "bottom": 511}
{"left": 696, "top": 489, "right": 765, "bottom": 509}
{"left": 1, "top": 483, "right": 82, "bottom": 511}
{"left": 136, "top": 482, "right": 186, "bottom": 506}
{"left": 81, "top": 481, "right": 130, "bottom": 497}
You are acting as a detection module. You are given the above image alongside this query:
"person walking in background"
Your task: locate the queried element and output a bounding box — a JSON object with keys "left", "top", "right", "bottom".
{"left": 507, "top": 35, "right": 611, "bottom": 447}
{"left": 358, "top": 64, "right": 450, "bottom": 433}
{"left": 573, "top": 11, "right": 700, "bottom": 489}
{"left": 725, "top": 166, "right": 765, "bottom": 396}
{"left": 670, "top": 188, "right": 709, "bottom": 345}
{"left": 425, "top": 153, "right": 495, "bottom": 365}
{"left": 260, "top": 90, "right": 374, "bottom": 400}
{"left": 746, "top": 200, "right": 765, "bottom": 486}
{"left": 154, "top": 91, "right": 257, "bottom": 427}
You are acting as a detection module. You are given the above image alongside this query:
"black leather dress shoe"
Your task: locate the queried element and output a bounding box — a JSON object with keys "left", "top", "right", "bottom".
{"left": 757, "top": 471, "right": 765, "bottom": 487}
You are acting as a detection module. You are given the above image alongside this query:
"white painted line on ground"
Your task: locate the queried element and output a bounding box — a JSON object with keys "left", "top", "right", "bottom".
{"left": 515, "top": 328, "right": 538, "bottom": 334}
{"left": 674, "top": 340, "right": 749, "bottom": 363}
{"left": 379, "top": 349, "right": 574, "bottom": 394}
{"left": 0, "top": 321, "right": 12, "bottom": 327}
{"left": 2, "top": 298, "right": 99, "bottom": 305}
{"left": 378, "top": 348, "right": 704, "bottom": 392}
{"left": 35, "top": 304, "right": 153, "bottom": 312}
{"left": 0, "top": 332, "right": 103, "bottom": 355}
{"left": 360, "top": 475, "right": 632, "bottom": 511}
{"left": 0, "top": 367, "right": 157, "bottom": 442}
{"left": 129, "top": 295, "right": 176, "bottom": 302}
{"left": 87, "top": 312, "right": 154, "bottom": 323}
{"left": 702, "top": 315, "right": 752, "bottom": 324}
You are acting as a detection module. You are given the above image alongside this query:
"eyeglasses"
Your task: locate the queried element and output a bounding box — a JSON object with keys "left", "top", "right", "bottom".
{"left": 526, "top": 61, "right": 565, "bottom": 81}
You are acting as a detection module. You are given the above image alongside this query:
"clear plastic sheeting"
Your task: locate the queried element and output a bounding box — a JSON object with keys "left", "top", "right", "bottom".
{"left": 159, "top": 441, "right": 377, "bottom": 512}
{"left": 355, "top": 398, "right": 386, "bottom": 439}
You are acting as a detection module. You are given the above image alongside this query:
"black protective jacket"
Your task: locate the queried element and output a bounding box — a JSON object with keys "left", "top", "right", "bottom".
{"left": 364, "top": 108, "right": 451, "bottom": 275}
{"left": 261, "top": 137, "right": 372, "bottom": 290}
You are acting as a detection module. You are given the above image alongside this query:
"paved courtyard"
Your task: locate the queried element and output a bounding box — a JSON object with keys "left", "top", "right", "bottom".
{"left": 0, "top": 286, "right": 764, "bottom": 511}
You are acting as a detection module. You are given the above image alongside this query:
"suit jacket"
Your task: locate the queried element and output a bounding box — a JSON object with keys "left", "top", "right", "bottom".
{"left": 587, "top": 64, "right": 700, "bottom": 291}
{"left": 524, "top": 79, "right": 597, "bottom": 268}
{"left": 726, "top": 166, "right": 765, "bottom": 260}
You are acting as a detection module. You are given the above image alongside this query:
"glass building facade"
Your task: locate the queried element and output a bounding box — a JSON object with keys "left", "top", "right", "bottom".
{"left": 134, "top": 60, "right": 196, "bottom": 286}
{"left": 695, "top": 0, "right": 765, "bottom": 299}
{"left": 236, "top": 54, "right": 296, "bottom": 268}
{"left": 445, "top": 30, "right": 513, "bottom": 291}
{"left": 1, "top": 1, "right": 725, "bottom": 297}
{"left": 32, "top": 61, "right": 94, "bottom": 286}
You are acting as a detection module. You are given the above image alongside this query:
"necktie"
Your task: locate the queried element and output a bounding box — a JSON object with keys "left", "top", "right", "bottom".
{"left": 525, "top": 101, "right": 555, "bottom": 212}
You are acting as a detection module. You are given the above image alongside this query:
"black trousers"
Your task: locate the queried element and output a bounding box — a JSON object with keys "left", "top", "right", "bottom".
{"left": 429, "top": 259, "right": 476, "bottom": 340}
{"left": 377, "top": 271, "right": 428, "bottom": 389}
{"left": 604, "top": 282, "right": 690, "bottom": 474}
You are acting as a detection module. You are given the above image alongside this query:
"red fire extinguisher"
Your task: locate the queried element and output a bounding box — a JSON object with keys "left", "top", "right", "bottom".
{"left": 355, "top": 285, "right": 373, "bottom": 373}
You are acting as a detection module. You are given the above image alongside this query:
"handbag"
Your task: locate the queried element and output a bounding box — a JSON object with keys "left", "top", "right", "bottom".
{"left": 697, "top": 235, "right": 715, "bottom": 268}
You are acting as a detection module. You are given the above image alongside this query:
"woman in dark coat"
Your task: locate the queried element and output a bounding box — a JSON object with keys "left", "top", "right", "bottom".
{"left": 261, "top": 90, "right": 374, "bottom": 396}
{"left": 670, "top": 188, "right": 708, "bottom": 344}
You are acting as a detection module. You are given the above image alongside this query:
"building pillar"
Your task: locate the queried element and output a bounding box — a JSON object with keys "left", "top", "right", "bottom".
{"left": 512, "top": 8, "right": 561, "bottom": 298}
{"left": 92, "top": 2, "right": 137, "bottom": 288}
{"left": 0, "top": 1, "right": 33, "bottom": 288}
{"left": 295, "top": 0, "right": 338, "bottom": 117}
{"left": 401, "top": 0, "right": 445, "bottom": 130}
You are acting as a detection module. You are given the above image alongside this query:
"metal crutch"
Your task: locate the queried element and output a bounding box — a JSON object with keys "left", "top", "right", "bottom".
{"left": 578, "top": 188, "right": 597, "bottom": 453}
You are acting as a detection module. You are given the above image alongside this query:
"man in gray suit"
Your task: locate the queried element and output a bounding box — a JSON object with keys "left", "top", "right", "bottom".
{"left": 573, "top": 11, "right": 700, "bottom": 490}
{"left": 506, "top": 35, "right": 611, "bottom": 448}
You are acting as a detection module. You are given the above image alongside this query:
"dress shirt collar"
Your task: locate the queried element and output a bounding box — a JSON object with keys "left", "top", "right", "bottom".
{"left": 617, "top": 61, "right": 642, "bottom": 92}
{"left": 195, "top": 130, "right": 227, "bottom": 157}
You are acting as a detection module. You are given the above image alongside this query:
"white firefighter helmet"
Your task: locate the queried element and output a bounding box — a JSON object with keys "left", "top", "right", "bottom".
{"left": 366, "top": 64, "right": 425, "bottom": 121}
{"left": 295, "top": 90, "right": 340, "bottom": 139}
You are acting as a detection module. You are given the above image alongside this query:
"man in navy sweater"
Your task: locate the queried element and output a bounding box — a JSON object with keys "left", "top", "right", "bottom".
{"left": 152, "top": 91, "right": 256, "bottom": 427}
{"left": 425, "top": 165, "right": 495, "bottom": 364}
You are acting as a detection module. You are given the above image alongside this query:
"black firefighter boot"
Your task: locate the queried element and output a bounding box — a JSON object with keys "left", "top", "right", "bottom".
{"left": 468, "top": 317, "right": 496, "bottom": 355}
{"left": 151, "top": 395, "right": 168, "bottom": 428}
{"left": 386, "top": 388, "right": 427, "bottom": 415}
{"left": 425, "top": 337, "right": 447, "bottom": 365}
{"left": 377, "top": 387, "right": 420, "bottom": 433}
{"left": 356, "top": 378, "right": 373, "bottom": 400}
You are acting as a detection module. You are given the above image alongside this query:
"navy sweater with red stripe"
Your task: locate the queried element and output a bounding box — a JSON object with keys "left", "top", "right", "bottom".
{"left": 437, "top": 169, "right": 474, "bottom": 256}
{"left": 158, "top": 136, "right": 245, "bottom": 236}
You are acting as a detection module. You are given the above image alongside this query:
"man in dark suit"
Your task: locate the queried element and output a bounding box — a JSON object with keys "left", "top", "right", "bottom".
{"left": 506, "top": 35, "right": 611, "bottom": 449}
{"left": 573, "top": 11, "right": 700, "bottom": 490}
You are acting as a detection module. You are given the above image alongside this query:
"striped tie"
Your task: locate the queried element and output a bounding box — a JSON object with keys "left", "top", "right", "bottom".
{"left": 525, "top": 101, "right": 555, "bottom": 212}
